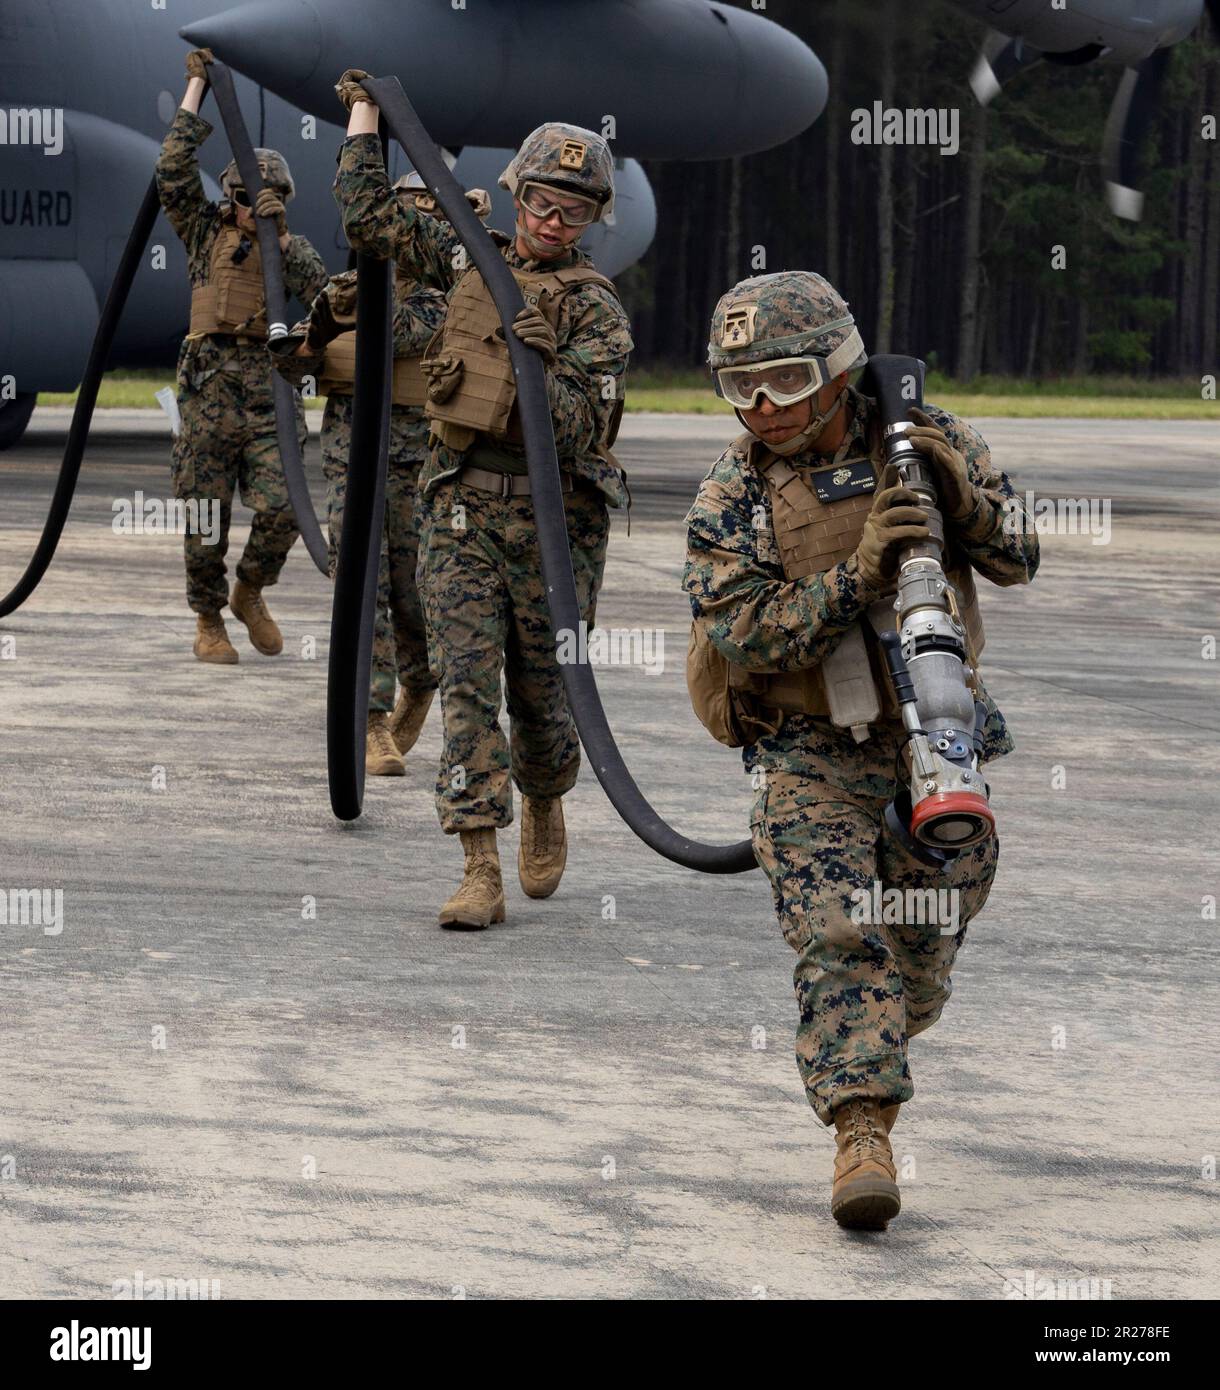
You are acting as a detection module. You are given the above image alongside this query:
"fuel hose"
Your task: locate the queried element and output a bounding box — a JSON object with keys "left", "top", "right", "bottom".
{"left": 327, "top": 129, "right": 394, "bottom": 821}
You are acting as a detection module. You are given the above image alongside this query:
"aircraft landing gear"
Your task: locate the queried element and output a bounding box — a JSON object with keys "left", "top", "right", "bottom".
{"left": 0, "top": 393, "right": 37, "bottom": 452}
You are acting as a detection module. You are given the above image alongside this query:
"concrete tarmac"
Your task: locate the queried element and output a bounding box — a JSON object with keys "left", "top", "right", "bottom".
{"left": 1, "top": 409, "right": 1217, "bottom": 1299}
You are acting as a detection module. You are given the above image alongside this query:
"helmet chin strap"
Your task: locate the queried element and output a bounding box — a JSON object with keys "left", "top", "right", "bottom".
{"left": 740, "top": 387, "right": 847, "bottom": 457}
{"left": 515, "top": 207, "right": 578, "bottom": 260}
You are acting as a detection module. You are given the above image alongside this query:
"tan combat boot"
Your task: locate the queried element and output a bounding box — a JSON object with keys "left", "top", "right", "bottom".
{"left": 193, "top": 611, "right": 239, "bottom": 665}
{"left": 389, "top": 685, "right": 435, "bottom": 755}
{"left": 831, "top": 1098, "right": 901, "bottom": 1230}
{"left": 439, "top": 829, "right": 506, "bottom": 930}
{"left": 366, "top": 712, "right": 406, "bottom": 776}
{"left": 518, "top": 796, "right": 567, "bottom": 898}
{"left": 230, "top": 579, "right": 283, "bottom": 655}
{"left": 880, "top": 1102, "right": 900, "bottom": 1133}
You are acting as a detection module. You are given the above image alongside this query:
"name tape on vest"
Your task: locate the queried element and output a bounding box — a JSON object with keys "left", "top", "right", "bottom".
{"left": 808, "top": 459, "right": 876, "bottom": 503}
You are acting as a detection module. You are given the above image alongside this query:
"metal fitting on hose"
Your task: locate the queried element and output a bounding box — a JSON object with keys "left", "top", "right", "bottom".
{"left": 866, "top": 355, "right": 995, "bottom": 854}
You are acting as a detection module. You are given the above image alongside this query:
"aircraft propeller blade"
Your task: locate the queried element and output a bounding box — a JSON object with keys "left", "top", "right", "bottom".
{"left": 969, "top": 29, "right": 1042, "bottom": 105}
{"left": 1103, "top": 46, "right": 1171, "bottom": 221}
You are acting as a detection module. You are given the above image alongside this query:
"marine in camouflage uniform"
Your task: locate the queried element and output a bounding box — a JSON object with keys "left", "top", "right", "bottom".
{"left": 270, "top": 262, "right": 447, "bottom": 775}
{"left": 683, "top": 271, "right": 1039, "bottom": 1229}
{"left": 156, "top": 49, "right": 328, "bottom": 664}
{"left": 333, "top": 71, "right": 633, "bottom": 927}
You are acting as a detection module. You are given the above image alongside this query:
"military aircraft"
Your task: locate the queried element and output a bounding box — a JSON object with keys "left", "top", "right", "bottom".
{"left": 954, "top": 0, "right": 1218, "bottom": 218}
{"left": 0, "top": 0, "right": 828, "bottom": 449}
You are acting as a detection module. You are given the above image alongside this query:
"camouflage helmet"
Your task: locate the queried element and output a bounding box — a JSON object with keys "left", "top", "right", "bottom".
{"left": 499, "top": 123, "right": 615, "bottom": 220}
{"left": 220, "top": 148, "right": 295, "bottom": 203}
{"left": 707, "top": 271, "right": 867, "bottom": 374}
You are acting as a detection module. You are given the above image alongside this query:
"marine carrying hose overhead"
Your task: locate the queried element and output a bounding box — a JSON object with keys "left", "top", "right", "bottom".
{"left": 361, "top": 76, "right": 756, "bottom": 874}
{"left": 0, "top": 61, "right": 330, "bottom": 617}
{"left": 205, "top": 63, "right": 329, "bottom": 575}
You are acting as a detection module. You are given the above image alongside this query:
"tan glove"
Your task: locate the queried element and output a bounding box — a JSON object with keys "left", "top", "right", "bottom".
{"left": 905, "top": 407, "right": 974, "bottom": 520}
{"left": 465, "top": 187, "right": 493, "bottom": 220}
{"left": 512, "top": 306, "right": 558, "bottom": 367}
{"left": 335, "top": 68, "right": 374, "bottom": 111}
{"left": 305, "top": 276, "right": 357, "bottom": 352}
{"left": 854, "top": 463, "right": 933, "bottom": 588}
{"left": 254, "top": 187, "right": 288, "bottom": 236}
{"left": 400, "top": 186, "right": 492, "bottom": 220}
{"left": 185, "top": 48, "right": 214, "bottom": 81}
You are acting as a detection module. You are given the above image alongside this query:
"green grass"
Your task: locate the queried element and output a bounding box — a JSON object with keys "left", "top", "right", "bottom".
{"left": 40, "top": 369, "right": 328, "bottom": 411}
{"left": 37, "top": 368, "right": 1220, "bottom": 419}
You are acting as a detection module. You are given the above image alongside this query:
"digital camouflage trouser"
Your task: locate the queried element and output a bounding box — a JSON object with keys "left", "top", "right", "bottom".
{"left": 418, "top": 478, "right": 609, "bottom": 832}
{"left": 170, "top": 339, "right": 303, "bottom": 614}
{"left": 748, "top": 716, "right": 999, "bottom": 1125}
{"left": 321, "top": 395, "right": 436, "bottom": 714}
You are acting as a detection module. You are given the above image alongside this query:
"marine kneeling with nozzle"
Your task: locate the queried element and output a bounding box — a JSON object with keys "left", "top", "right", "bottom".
{"left": 683, "top": 271, "right": 1039, "bottom": 1230}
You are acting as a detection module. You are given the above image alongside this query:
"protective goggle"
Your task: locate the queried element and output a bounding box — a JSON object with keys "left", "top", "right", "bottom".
{"left": 715, "top": 356, "right": 833, "bottom": 410}
{"left": 518, "top": 180, "right": 600, "bottom": 227}
{"left": 713, "top": 326, "right": 866, "bottom": 409}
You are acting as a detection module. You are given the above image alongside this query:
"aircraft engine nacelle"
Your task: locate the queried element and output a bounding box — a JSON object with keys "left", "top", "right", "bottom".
{"left": 952, "top": 0, "right": 1203, "bottom": 66}
{"left": 182, "top": 0, "right": 828, "bottom": 159}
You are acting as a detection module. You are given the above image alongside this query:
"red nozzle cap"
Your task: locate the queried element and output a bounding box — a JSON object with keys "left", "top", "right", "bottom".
{"left": 910, "top": 791, "right": 995, "bottom": 850}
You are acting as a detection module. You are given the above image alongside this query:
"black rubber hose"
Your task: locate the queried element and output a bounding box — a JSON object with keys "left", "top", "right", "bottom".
{"left": 861, "top": 354, "right": 926, "bottom": 440}
{"left": 326, "top": 249, "right": 393, "bottom": 821}
{"left": 0, "top": 178, "right": 162, "bottom": 618}
{"left": 363, "top": 76, "right": 755, "bottom": 873}
{"left": 862, "top": 354, "right": 938, "bottom": 503}
{"left": 207, "top": 62, "right": 329, "bottom": 574}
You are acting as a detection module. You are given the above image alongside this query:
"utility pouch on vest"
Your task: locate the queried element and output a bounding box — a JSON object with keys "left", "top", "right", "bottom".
{"left": 686, "top": 622, "right": 783, "bottom": 749}
{"left": 832, "top": 597, "right": 900, "bottom": 740}
{"left": 821, "top": 623, "right": 880, "bottom": 742}
{"left": 424, "top": 354, "right": 466, "bottom": 403}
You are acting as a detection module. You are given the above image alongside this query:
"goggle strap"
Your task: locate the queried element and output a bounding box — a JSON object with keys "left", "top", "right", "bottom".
{"left": 822, "top": 327, "right": 865, "bottom": 379}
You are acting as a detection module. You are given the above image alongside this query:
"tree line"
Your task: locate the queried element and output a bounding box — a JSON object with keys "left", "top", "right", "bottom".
{"left": 618, "top": 0, "right": 1219, "bottom": 381}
